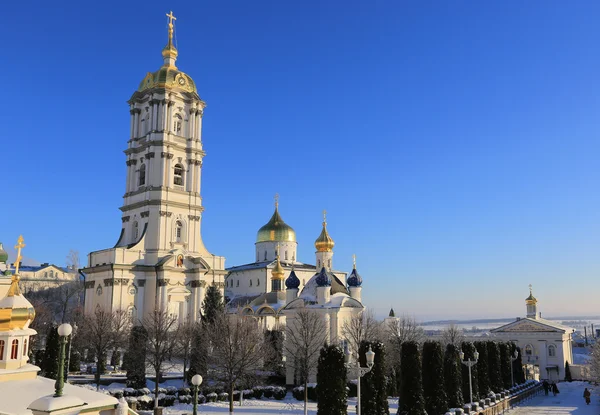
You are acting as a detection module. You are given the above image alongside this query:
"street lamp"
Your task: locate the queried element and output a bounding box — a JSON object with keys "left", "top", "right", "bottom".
{"left": 65, "top": 323, "right": 77, "bottom": 380}
{"left": 460, "top": 350, "right": 479, "bottom": 404}
{"left": 510, "top": 349, "right": 519, "bottom": 387}
{"left": 345, "top": 345, "right": 376, "bottom": 415}
{"left": 191, "top": 374, "right": 203, "bottom": 415}
{"left": 55, "top": 323, "right": 73, "bottom": 397}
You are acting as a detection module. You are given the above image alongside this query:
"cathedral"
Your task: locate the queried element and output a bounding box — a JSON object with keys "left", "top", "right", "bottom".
{"left": 82, "top": 13, "right": 226, "bottom": 324}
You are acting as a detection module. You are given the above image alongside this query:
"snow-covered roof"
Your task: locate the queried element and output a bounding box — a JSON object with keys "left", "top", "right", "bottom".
{"left": 299, "top": 270, "right": 349, "bottom": 302}
{"left": 491, "top": 317, "right": 575, "bottom": 334}
{"left": 0, "top": 376, "right": 118, "bottom": 415}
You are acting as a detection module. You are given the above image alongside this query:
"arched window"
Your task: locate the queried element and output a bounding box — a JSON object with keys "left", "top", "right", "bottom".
{"left": 250, "top": 280, "right": 253, "bottom": 287}
{"left": 133, "top": 221, "right": 139, "bottom": 241}
{"left": 525, "top": 345, "right": 533, "bottom": 356}
{"left": 175, "top": 221, "right": 183, "bottom": 242}
{"left": 0, "top": 340, "right": 4, "bottom": 359}
{"left": 50, "top": 270, "right": 54, "bottom": 279}
{"left": 174, "top": 114, "right": 182, "bottom": 134}
{"left": 328, "top": 259, "right": 331, "bottom": 269}
{"left": 264, "top": 251, "right": 267, "bottom": 261}
{"left": 174, "top": 164, "right": 184, "bottom": 186}
{"left": 23, "top": 339, "right": 27, "bottom": 357}
{"left": 44, "top": 272, "right": 48, "bottom": 278}
{"left": 318, "top": 260, "right": 321, "bottom": 269}
{"left": 236, "top": 280, "right": 239, "bottom": 287}
{"left": 292, "top": 252, "right": 295, "bottom": 261}
{"left": 285, "top": 251, "right": 288, "bottom": 260}
{"left": 138, "top": 164, "right": 146, "bottom": 186}
{"left": 10, "top": 340, "right": 18, "bottom": 359}
{"left": 257, "top": 279, "right": 260, "bottom": 286}
{"left": 548, "top": 345, "right": 556, "bottom": 357}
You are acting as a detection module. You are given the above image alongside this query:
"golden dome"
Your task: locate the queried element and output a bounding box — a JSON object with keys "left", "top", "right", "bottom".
{"left": 256, "top": 206, "right": 296, "bottom": 243}
{"left": 315, "top": 217, "right": 335, "bottom": 252}
{"left": 525, "top": 286, "right": 537, "bottom": 305}
{"left": 271, "top": 255, "right": 285, "bottom": 280}
{"left": 0, "top": 275, "right": 35, "bottom": 331}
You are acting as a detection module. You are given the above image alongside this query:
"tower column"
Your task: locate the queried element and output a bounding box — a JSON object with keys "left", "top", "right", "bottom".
{"left": 129, "top": 109, "right": 135, "bottom": 139}
{"left": 151, "top": 101, "right": 158, "bottom": 131}
{"left": 189, "top": 109, "right": 196, "bottom": 140}
{"left": 133, "top": 111, "right": 140, "bottom": 138}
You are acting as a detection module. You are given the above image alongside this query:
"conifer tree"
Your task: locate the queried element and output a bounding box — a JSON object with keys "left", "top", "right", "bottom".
{"left": 460, "top": 341, "right": 479, "bottom": 403}
{"left": 186, "top": 323, "right": 207, "bottom": 384}
{"left": 444, "top": 343, "right": 463, "bottom": 408}
{"left": 360, "top": 341, "right": 389, "bottom": 415}
{"left": 422, "top": 341, "right": 448, "bottom": 415}
{"left": 486, "top": 341, "right": 502, "bottom": 392}
{"left": 202, "top": 284, "right": 224, "bottom": 325}
{"left": 124, "top": 326, "right": 147, "bottom": 388}
{"left": 41, "top": 325, "right": 60, "bottom": 379}
{"left": 474, "top": 341, "right": 489, "bottom": 395}
{"left": 565, "top": 361, "right": 572, "bottom": 382}
{"left": 498, "top": 342, "right": 512, "bottom": 389}
{"left": 398, "top": 341, "right": 426, "bottom": 415}
{"left": 69, "top": 348, "right": 81, "bottom": 372}
{"left": 317, "top": 345, "right": 348, "bottom": 415}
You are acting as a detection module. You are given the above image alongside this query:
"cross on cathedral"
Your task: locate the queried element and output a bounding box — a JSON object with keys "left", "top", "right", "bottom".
{"left": 274, "top": 193, "right": 279, "bottom": 209}
{"left": 323, "top": 209, "right": 327, "bottom": 223}
{"left": 13, "top": 235, "right": 25, "bottom": 275}
{"left": 352, "top": 253, "right": 357, "bottom": 268}
{"left": 166, "top": 11, "right": 177, "bottom": 26}
{"left": 529, "top": 283, "right": 533, "bottom": 292}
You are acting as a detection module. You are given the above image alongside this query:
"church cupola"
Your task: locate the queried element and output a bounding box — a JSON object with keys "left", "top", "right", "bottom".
{"left": 315, "top": 210, "right": 334, "bottom": 271}
{"left": 315, "top": 267, "right": 331, "bottom": 305}
{"left": 285, "top": 266, "right": 300, "bottom": 303}
{"left": 347, "top": 255, "right": 363, "bottom": 302}
{"left": 162, "top": 11, "right": 179, "bottom": 68}
{"left": 271, "top": 248, "right": 285, "bottom": 292}
{"left": 256, "top": 195, "right": 298, "bottom": 263}
{"left": 525, "top": 285, "right": 538, "bottom": 319}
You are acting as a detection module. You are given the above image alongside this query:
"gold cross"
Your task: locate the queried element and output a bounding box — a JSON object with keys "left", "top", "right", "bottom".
{"left": 274, "top": 193, "right": 279, "bottom": 209}
{"left": 276, "top": 243, "right": 280, "bottom": 259}
{"left": 166, "top": 11, "right": 177, "bottom": 26}
{"left": 323, "top": 209, "right": 327, "bottom": 223}
{"left": 529, "top": 284, "right": 532, "bottom": 292}
{"left": 14, "top": 235, "right": 25, "bottom": 275}
{"left": 352, "top": 254, "right": 356, "bottom": 268}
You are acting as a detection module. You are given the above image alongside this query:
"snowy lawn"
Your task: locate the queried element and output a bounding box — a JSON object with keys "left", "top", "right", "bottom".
{"left": 511, "top": 381, "right": 599, "bottom": 415}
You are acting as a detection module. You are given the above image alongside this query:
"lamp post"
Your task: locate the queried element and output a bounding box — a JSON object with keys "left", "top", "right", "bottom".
{"left": 65, "top": 323, "right": 77, "bottom": 380}
{"left": 191, "top": 374, "right": 203, "bottom": 415}
{"left": 345, "top": 345, "right": 375, "bottom": 415}
{"left": 55, "top": 323, "right": 73, "bottom": 397}
{"left": 510, "top": 350, "right": 519, "bottom": 386}
{"left": 460, "top": 350, "right": 479, "bottom": 404}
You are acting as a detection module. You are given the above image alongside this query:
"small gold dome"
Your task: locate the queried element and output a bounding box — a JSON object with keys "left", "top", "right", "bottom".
{"left": 271, "top": 257, "right": 285, "bottom": 280}
{"left": 0, "top": 275, "right": 35, "bottom": 331}
{"left": 257, "top": 206, "right": 296, "bottom": 243}
{"left": 315, "top": 220, "right": 335, "bottom": 252}
{"left": 525, "top": 291, "right": 537, "bottom": 305}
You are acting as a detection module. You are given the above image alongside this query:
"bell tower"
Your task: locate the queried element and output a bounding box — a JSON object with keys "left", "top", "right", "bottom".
{"left": 83, "top": 12, "right": 225, "bottom": 323}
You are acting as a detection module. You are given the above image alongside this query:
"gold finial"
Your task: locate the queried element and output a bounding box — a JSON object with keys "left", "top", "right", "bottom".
{"left": 162, "top": 11, "right": 179, "bottom": 67}
{"left": 166, "top": 11, "right": 177, "bottom": 42}
{"left": 352, "top": 254, "right": 356, "bottom": 269}
{"left": 274, "top": 193, "right": 279, "bottom": 210}
{"left": 529, "top": 284, "right": 532, "bottom": 293}
{"left": 323, "top": 209, "right": 327, "bottom": 224}
{"left": 14, "top": 235, "right": 25, "bottom": 276}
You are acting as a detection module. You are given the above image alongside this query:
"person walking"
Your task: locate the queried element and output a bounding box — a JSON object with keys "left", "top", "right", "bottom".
{"left": 543, "top": 380, "right": 549, "bottom": 396}
{"left": 552, "top": 382, "right": 559, "bottom": 396}
{"left": 583, "top": 388, "right": 591, "bottom": 405}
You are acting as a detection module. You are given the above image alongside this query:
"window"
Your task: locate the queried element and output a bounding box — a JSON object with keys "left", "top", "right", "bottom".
{"left": 50, "top": 271, "right": 54, "bottom": 278}
{"left": 236, "top": 280, "right": 239, "bottom": 287}
{"left": 318, "top": 260, "right": 321, "bottom": 268}
{"left": 328, "top": 259, "right": 331, "bottom": 269}
{"left": 174, "top": 164, "right": 184, "bottom": 186}
{"left": 257, "top": 279, "right": 260, "bottom": 286}
{"left": 10, "top": 340, "right": 18, "bottom": 359}
{"left": 139, "top": 164, "right": 146, "bottom": 186}
{"left": 264, "top": 251, "right": 267, "bottom": 261}
{"left": 0, "top": 340, "right": 4, "bottom": 359}
{"left": 175, "top": 221, "right": 183, "bottom": 242}
{"left": 23, "top": 339, "right": 27, "bottom": 357}
{"left": 285, "top": 251, "right": 288, "bottom": 260}
{"left": 250, "top": 280, "right": 253, "bottom": 287}
{"left": 525, "top": 345, "right": 533, "bottom": 356}
{"left": 548, "top": 345, "right": 556, "bottom": 357}
{"left": 133, "top": 221, "right": 139, "bottom": 241}
{"left": 44, "top": 272, "right": 48, "bottom": 278}
{"left": 174, "top": 114, "right": 182, "bottom": 134}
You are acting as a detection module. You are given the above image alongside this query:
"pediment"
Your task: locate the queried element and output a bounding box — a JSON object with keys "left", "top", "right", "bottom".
{"left": 492, "top": 318, "right": 565, "bottom": 333}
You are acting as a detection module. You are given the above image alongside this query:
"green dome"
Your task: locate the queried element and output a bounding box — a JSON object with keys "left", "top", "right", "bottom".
{"left": 0, "top": 243, "right": 7, "bottom": 264}
{"left": 256, "top": 207, "right": 296, "bottom": 243}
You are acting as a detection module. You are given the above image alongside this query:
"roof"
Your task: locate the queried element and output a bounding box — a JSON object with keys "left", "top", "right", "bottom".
{"left": 226, "top": 260, "right": 343, "bottom": 274}
{"left": 490, "top": 317, "right": 574, "bottom": 334}
{"left": 14, "top": 264, "right": 74, "bottom": 274}
{"left": 0, "top": 376, "right": 118, "bottom": 415}
{"left": 299, "top": 270, "right": 349, "bottom": 303}
{"left": 256, "top": 206, "right": 296, "bottom": 243}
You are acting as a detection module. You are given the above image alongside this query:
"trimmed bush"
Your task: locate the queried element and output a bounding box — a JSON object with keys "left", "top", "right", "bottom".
{"left": 423, "top": 341, "right": 448, "bottom": 415}
{"left": 207, "top": 392, "right": 218, "bottom": 402}
{"left": 317, "top": 344, "right": 347, "bottom": 414}
{"left": 252, "top": 387, "right": 264, "bottom": 399}
{"left": 263, "top": 387, "right": 274, "bottom": 399}
{"left": 273, "top": 386, "right": 286, "bottom": 400}
{"left": 219, "top": 392, "right": 229, "bottom": 402}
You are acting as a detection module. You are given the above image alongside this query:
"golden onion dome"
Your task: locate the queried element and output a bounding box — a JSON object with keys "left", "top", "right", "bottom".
{"left": 256, "top": 206, "right": 296, "bottom": 243}
{"left": 525, "top": 287, "right": 537, "bottom": 305}
{"left": 271, "top": 256, "right": 285, "bottom": 280}
{"left": 0, "top": 275, "right": 35, "bottom": 331}
{"left": 315, "top": 218, "right": 335, "bottom": 252}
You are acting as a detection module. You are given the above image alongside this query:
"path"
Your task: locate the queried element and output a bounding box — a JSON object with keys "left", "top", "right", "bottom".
{"left": 511, "top": 381, "right": 598, "bottom": 415}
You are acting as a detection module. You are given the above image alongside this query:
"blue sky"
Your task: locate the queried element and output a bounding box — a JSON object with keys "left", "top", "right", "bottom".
{"left": 2, "top": 1, "right": 599, "bottom": 320}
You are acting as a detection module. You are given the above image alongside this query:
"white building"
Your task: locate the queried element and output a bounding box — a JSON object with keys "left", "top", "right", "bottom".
{"left": 225, "top": 205, "right": 347, "bottom": 330}
{"left": 82, "top": 14, "right": 226, "bottom": 324}
{"left": 490, "top": 287, "right": 574, "bottom": 381}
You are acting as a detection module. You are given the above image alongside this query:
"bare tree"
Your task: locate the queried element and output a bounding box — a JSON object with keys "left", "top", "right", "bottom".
{"left": 79, "top": 308, "right": 130, "bottom": 389}
{"left": 141, "top": 309, "right": 180, "bottom": 408}
{"left": 209, "top": 314, "right": 266, "bottom": 414}
{"left": 385, "top": 314, "right": 425, "bottom": 391}
{"left": 343, "top": 309, "right": 382, "bottom": 358}
{"left": 176, "top": 319, "right": 198, "bottom": 387}
{"left": 441, "top": 323, "right": 465, "bottom": 348}
{"left": 589, "top": 341, "right": 600, "bottom": 382}
{"left": 284, "top": 310, "right": 328, "bottom": 415}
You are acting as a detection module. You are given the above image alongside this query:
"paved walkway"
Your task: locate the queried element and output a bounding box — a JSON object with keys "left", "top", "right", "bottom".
{"left": 511, "top": 381, "right": 598, "bottom": 415}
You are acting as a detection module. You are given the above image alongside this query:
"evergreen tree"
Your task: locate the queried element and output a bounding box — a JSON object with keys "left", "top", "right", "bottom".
{"left": 387, "top": 369, "right": 398, "bottom": 398}
{"left": 444, "top": 344, "right": 463, "bottom": 408}
{"left": 511, "top": 345, "right": 525, "bottom": 384}
{"left": 360, "top": 341, "right": 389, "bottom": 415}
{"left": 498, "top": 342, "right": 512, "bottom": 389}
{"left": 186, "top": 323, "right": 207, "bottom": 384}
{"left": 486, "top": 341, "right": 502, "bottom": 392}
{"left": 398, "top": 341, "right": 426, "bottom": 415}
{"left": 565, "top": 361, "right": 572, "bottom": 382}
{"left": 460, "top": 341, "right": 479, "bottom": 403}
{"left": 422, "top": 341, "right": 448, "bottom": 415}
{"left": 124, "top": 326, "right": 147, "bottom": 388}
{"left": 474, "top": 341, "right": 489, "bottom": 396}
{"left": 41, "top": 326, "right": 60, "bottom": 379}
{"left": 317, "top": 345, "right": 348, "bottom": 415}
{"left": 202, "top": 284, "right": 224, "bottom": 325}
{"left": 110, "top": 349, "right": 121, "bottom": 368}
{"left": 69, "top": 348, "right": 81, "bottom": 373}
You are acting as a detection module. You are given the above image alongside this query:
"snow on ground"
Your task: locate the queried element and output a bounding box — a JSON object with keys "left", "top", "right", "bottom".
{"left": 159, "top": 396, "right": 399, "bottom": 414}
{"left": 511, "top": 381, "right": 598, "bottom": 415}
{"left": 573, "top": 346, "right": 591, "bottom": 365}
